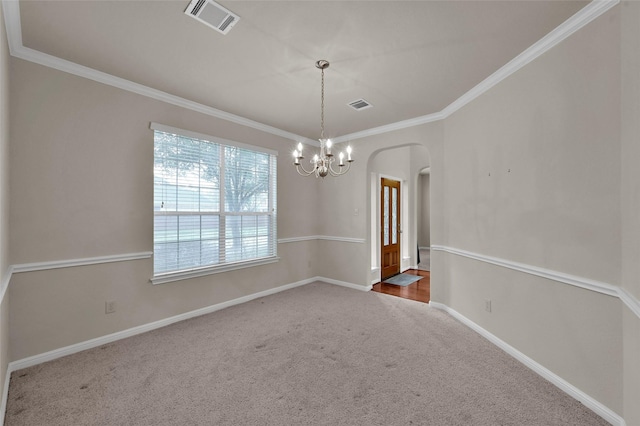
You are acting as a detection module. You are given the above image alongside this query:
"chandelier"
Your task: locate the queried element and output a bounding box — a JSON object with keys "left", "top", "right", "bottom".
{"left": 293, "top": 60, "right": 353, "bottom": 178}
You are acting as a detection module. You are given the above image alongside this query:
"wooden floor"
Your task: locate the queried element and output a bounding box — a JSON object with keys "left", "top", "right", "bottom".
{"left": 371, "top": 269, "right": 430, "bottom": 304}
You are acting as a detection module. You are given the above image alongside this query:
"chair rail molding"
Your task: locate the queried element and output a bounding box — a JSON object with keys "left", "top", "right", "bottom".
{"left": 432, "top": 245, "right": 640, "bottom": 320}
{"left": 278, "top": 235, "right": 365, "bottom": 244}
{"left": 12, "top": 252, "right": 153, "bottom": 274}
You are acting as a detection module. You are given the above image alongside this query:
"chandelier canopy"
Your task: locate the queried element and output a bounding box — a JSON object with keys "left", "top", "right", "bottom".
{"left": 293, "top": 60, "right": 353, "bottom": 178}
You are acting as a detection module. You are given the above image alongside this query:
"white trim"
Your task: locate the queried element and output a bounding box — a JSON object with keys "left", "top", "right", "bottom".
{"left": 432, "top": 245, "right": 640, "bottom": 322}
{"left": 431, "top": 245, "right": 619, "bottom": 297}
{"left": 6, "top": 275, "right": 365, "bottom": 373}
{"left": 334, "top": 0, "right": 619, "bottom": 143}
{"left": 0, "top": 266, "right": 12, "bottom": 307}
{"left": 7, "top": 277, "right": 315, "bottom": 372}
{"left": 12, "top": 252, "right": 153, "bottom": 274}
{"left": 332, "top": 112, "right": 444, "bottom": 144}
{"left": 439, "top": 0, "right": 619, "bottom": 120}
{"left": 0, "top": 359, "right": 9, "bottom": 426}
{"left": 151, "top": 256, "right": 280, "bottom": 285}
{"left": 418, "top": 246, "right": 430, "bottom": 251}
{"left": 1, "top": 2, "right": 313, "bottom": 146}
{"left": 619, "top": 288, "right": 640, "bottom": 319}
{"left": 429, "top": 301, "right": 625, "bottom": 426}
{"left": 0, "top": 275, "right": 367, "bottom": 423}
{"left": 317, "top": 235, "right": 366, "bottom": 244}
{"left": 313, "top": 276, "right": 372, "bottom": 292}
{"left": 2, "top": 0, "right": 618, "bottom": 146}
{"left": 0, "top": 0, "right": 21, "bottom": 56}
{"left": 277, "top": 236, "right": 317, "bottom": 244}
{"left": 278, "top": 235, "right": 365, "bottom": 244}
{"left": 150, "top": 122, "right": 278, "bottom": 156}
{"left": 371, "top": 267, "right": 381, "bottom": 285}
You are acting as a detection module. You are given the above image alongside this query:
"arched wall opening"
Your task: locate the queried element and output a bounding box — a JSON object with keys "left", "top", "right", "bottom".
{"left": 366, "top": 143, "right": 431, "bottom": 285}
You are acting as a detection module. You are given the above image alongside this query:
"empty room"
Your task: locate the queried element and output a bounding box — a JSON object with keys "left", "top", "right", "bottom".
{"left": 0, "top": 0, "right": 639, "bottom": 424}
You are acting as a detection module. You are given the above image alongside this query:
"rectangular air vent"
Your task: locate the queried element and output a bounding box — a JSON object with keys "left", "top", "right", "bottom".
{"left": 348, "top": 99, "right": 373, "bottom": 111}
{"left": 185, "top": 0, "right": 240, "bottom": 35}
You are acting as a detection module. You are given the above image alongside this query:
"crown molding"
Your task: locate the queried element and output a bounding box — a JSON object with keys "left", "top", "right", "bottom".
{"left": 1, "top": 0, "right": 619, "bottom": 145}
{"left": 336, "top": 0, "right": 620, "bottom": 143}
{"left": 331, "top": 111, "right": 444, "bottom": 144}
{"left": 0, "top": 1, "right": 315, "bottom": 146}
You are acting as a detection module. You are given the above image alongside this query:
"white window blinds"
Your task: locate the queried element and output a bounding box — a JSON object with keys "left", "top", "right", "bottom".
{"left": 152, "top": 123, "right": 277, "bottom": 281}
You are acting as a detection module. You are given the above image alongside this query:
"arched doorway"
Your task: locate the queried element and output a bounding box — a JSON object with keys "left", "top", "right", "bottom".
{"left": 366, "top": 144, "right": 431, "bottom": 298}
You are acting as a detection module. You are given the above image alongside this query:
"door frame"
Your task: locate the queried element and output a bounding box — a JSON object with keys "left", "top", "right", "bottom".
{"left": 372, "top": 173, "right": 404, "bottom": 283}
{"left": 380, "top": 177, "right": 401, "bottom": 280}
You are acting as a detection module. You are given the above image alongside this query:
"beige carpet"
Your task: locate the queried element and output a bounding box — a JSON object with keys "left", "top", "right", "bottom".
{"left": 6, "top": 282, "right": 607, "bottom": 425}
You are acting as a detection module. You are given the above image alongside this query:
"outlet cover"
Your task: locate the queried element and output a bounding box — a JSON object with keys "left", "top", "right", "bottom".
{"left": 485, "top": 299, "right": 492, "bottom": 313}
{"left": 105, "top": 301, "right": 116, "bottom": 314}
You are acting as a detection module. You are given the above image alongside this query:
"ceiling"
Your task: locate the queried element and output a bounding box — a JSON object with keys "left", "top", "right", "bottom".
{"left": 17, "top": 0, "right": 588, "bottom": 141}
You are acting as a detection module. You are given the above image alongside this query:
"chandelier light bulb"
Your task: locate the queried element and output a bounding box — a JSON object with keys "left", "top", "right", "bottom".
{"left": 297, "top": 143, "right": 303, "bottom": 155}
{"left": 339, "top": 152, "right": 344, "bottom": 166}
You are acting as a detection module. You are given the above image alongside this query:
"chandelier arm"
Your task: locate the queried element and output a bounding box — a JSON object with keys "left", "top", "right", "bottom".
{"left": 295, "top": 163, "right": 316, "bottom": 176}
{"left": 328, "top": 161, "right": 351, "bottom": 177}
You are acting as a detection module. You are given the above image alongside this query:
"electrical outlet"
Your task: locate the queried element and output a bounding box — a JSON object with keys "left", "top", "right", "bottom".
{"left": 485, "top": 299, "right": 492, "bottom": 313}
{"left": 105, "top": 301, "right": 116, "bottom": 314}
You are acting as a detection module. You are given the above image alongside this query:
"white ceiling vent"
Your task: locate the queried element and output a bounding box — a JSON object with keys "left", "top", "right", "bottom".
{"left": 185, "top": 0, "right": 239, "bottom": 35}
{"left": 348, "top": 99, "right": 373, "bottom": 111}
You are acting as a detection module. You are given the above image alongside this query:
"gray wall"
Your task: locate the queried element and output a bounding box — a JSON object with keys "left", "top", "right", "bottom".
{"left": 620, "top": 1, "right": 640, "bottom": 424}
{"left": 8, "top": 58, "right": 321, "bottom": 360}
{"left": 418, "top": 173, "right": 430, "bottom": 248}
{"left": 0, "top": 1, "right": 11, "bottom": 409}
{"left": 438, "top": 5, "right": 622, "bottom": 413}
{"left": 0, "top": 1, "right": 10, "bottom": 410}
{"left": 3, "top": 2, "right": 639, "bottom": 424}
{"left": 315, "top": 3, "right": 632, "bottom": 421}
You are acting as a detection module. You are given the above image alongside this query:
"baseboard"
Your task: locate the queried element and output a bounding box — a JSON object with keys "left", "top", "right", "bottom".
{"left": 4, "top": 274, "right": 367, "bottom": 369}
{"left": 428, "top": 301, "right": 625, "bottom": 426}
{"left": 400, "top": 265, "right": 420, "bottom": 273}
{"left": 0, "top": 275, "right": 367, "bottom": 423}
{"left": 316, "top": 276, "right": 372, "bottom": 292}
{"left": 0, "top": 365, "right": 10, "bottom": 425}
{"left": 8, "top": 277, "right": 319, "bottom": 374}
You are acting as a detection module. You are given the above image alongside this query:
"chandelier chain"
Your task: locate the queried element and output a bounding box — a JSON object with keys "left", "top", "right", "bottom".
{"left": 320, "top": 67, "right": 325, "bottom": 140}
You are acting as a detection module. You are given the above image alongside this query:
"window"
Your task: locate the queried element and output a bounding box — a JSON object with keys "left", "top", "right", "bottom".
{"left": 151, "top": 123, "right": 277, "bottom": 284}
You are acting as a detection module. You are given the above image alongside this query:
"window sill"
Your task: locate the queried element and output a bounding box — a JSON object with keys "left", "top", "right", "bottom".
{"left": 150, "top": 256, "right": 280, "bottom": 285}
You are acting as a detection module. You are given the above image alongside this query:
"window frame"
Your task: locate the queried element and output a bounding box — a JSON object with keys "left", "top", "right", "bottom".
{"left": 150, "top": 122, "right": 278, "bottom": 285}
